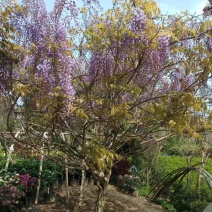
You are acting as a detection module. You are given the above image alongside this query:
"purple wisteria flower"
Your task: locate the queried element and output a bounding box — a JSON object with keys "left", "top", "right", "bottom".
{"left": 9, "top": 0, "right": 76, "bottom": 110}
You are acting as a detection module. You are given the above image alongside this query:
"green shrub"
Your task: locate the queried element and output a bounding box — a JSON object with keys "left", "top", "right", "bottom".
{"left": 117, "top": 174, "right": 141, "bottom": 192}
{"left": 189, "top": 200, "right": 208, "bottom": 212}
{"left": 153, "top": 156, "right": 212, "bottom": 212}
{"left": 0, "top": 157, "right": 62, "bottom": 181}
{"left": 155, "top": 156, "right": 212, "bottom": 184}
{"left": 6, "top": 157, "right": 40, "bottom": 177}
{"left": 154, "top": 199, "right": 177, "bottom": 212}
{"left": 138, "top": 186, "right": 150, "bottom": 197}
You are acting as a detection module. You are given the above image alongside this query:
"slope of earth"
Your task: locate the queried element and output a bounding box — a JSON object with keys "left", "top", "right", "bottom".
{"left": 28, "top": 185, "right": 165, "bottom": 212}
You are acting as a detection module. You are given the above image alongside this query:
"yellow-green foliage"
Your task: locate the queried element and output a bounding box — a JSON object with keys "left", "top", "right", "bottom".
{"left": 155, "top": 156, "right": 212, "bottom": 212}
{"left": 157, "top": 155, "right": 212, "bottom": 188}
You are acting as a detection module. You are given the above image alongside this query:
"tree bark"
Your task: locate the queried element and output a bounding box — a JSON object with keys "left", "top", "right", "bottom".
{"left": 74, "top": 168, "right": 85, "bottom": 211}
{"left": 96, "top": 187, "right": 107, "bottom": 212}
{"left": 35, "top": 148, "right": 44, "bottom": 204}
{"left": 80, "top": 169, "right": 85, "bottom": 203}
{"left": 65, "top": 154, "right": 70, "bottom": 204}
{"left": 62, "top": 132, "right": 71, "bottom": 204}
{"left": 196, "top": 143, "right": 208, "bottom": 198}
{"left": 95, "top": 169, "right": 111, "bottom": 212}
{"left": 5, "top": 144, "right": 14, "bottom": 171}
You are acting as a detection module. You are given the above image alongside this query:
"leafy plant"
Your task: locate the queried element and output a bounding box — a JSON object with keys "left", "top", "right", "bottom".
{"left": 154, "top": 199, "right": 177, "bottom": 212}
{"left": 6, "top": 157, "right": 40, "bottom": 178}
{"left": 150, "top": 163, "right": 212, "bottom": 212}
{"left": 1, "top": 157, "right": 62, "bottom": 180}
{"left": 150, "top": 164, "right": 212, "bottom": 199}
{"left": 0, "top": 170, "right": 19, "bottom": 186}
{"left": 117, "top": 174, "right": 141, "bottom": 192}
{"left": 0, "top": 169, "right": 37, "bottom": 210}
{"left": 18, "top": 173, "right": 37, "bottom": 193}
{"left": 41, "top": 169, "right": 59, "bottom": 187}
{"left": 138, "top": 186, "right": 150, "bottom": 197}
{"left": 0, "top": 184, "right": 25, "bottom": 209}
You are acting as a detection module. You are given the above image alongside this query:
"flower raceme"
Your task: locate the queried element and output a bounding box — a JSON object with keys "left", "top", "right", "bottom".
{"left": 11, "top": 0, "right": 75, "bottom": 111}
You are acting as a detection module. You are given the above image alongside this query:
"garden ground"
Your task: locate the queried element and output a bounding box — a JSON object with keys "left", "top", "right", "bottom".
{"left": 29, "top": 185, "right": 165, "bottom": 212}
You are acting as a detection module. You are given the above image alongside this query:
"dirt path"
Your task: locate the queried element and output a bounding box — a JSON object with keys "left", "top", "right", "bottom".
{"left": 106, "top": 185, "right": 165, "bottom": 212}
{"left": 31, "top": 185, "right": 165, "bottom": 212}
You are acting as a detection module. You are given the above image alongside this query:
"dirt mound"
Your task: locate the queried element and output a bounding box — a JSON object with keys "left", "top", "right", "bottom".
{"left": 29, "top": 185, "right": 165, "bottom": 212}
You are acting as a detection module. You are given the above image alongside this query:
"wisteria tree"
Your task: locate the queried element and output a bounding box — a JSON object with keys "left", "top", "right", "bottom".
{"left": 72, "top": 2, "right": 212, "bottom": 210}
{"left": 1, "top": 0, "right": 212, "bottom": 211}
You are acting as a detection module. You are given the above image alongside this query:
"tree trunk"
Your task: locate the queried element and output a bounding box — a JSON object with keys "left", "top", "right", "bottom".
{"left": 35, "top": 149, "right": 44, "bottom": 204}
{"left": 61, "top": 133, "right": 71, "bottom": 204}
{"left": 5, "top": 144, "right": 14, "bottom": 171}
{"left": 95, "top": 169, "right": 111, "bottom": 212}
{"left": 74, "top": 169, "right": 85, "bottom": 211}
{"left": 80, "top": 169, "right": 85, "bottom": 203}
{"left": 196, "top": 145, "right": 207, "bottom": 198}
{"left": 146, "top": 167, "right": 150, "bottom": 187}
{"left": 65, "top": 154, "right": 70, "bottom": 204}
{"left": 96, "top": 187, "right": 107, "bottom": 212}
{"left": 185, "top": 155, "right": 192, "bottom": 189}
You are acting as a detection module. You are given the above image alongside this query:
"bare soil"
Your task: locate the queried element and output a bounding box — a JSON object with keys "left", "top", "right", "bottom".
{"left": 25, "top": 185, "right": 165, "bottom": 212}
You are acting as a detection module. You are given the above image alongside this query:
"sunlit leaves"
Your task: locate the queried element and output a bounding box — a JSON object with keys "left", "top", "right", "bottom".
{"left": 12, "top": 83, "right": 31, "bottom": 97}
{"left": 110, "top": 102, "right": 130, "bottom": 119}
{"left": 71, "top": 107, "right": 88, "bottom": 120}
{"left": 82, "top": 142, "right": 120, "bottom": 171}
{"left": 0, "top": 1, "right": 24, "bottom": 94}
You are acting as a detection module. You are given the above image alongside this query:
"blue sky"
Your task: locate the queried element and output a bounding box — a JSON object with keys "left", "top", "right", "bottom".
{"left": 44, "top": 0, "right": 208, "bottom": 15}
{"left": 99, "top": 0, "right": 208, "bottom": 14}
{"left": 156, "top": 0, "right": 208, "bottom": 14}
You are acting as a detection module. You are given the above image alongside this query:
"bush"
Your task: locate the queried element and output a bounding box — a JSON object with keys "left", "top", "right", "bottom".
{"left": 41, "top": 169, "right": 60, "bottom": 187}
{"left": 117, "top": 174, "right": 141, "bottom": 192}
{"left": 6, "top": 157, "right": 40, "bottom": 178}
{"left": 112, "top": 159, "right": 131, "bottom": 177}
{"left": 0, "top": 170, "right": 37, "bottom": 210}
{"left": 0, "top": 184, "right": 25, "bottom": 210}
{"left": 154, "top": 199, "right": 177, "bottom": 212}
{"left": 0, "top": 157, "right": 62, "bottom": 180}
{"left": 18, "top": 173, "right": 37, "bottom": 193}
{"left": 0, "top": 156, "right": 63, "bottom": 194}
{"left": 170, "top": 186, "right": 209, "bottom": 212}
{"left": 152, "top": 156, "right": 212, "bottom": 212}
{"left": 0, "top": 154, "right": 6, "bottom": 169}
{"left": 138, "top": 186, "right": 150, "bottom": 197}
